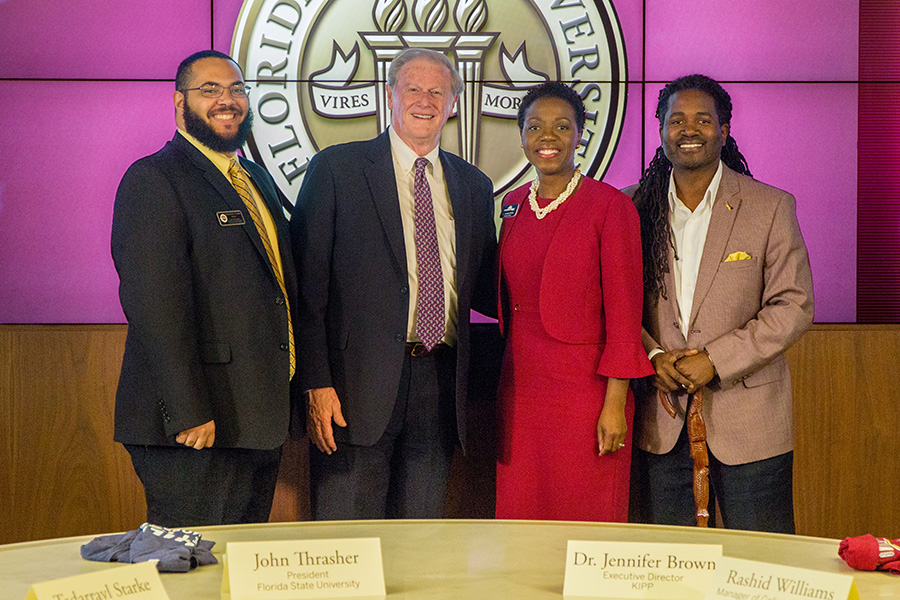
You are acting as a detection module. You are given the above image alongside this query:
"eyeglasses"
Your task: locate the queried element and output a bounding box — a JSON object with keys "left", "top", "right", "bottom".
{"left": 180, "top": 83, "right": 251, "bottom": 98}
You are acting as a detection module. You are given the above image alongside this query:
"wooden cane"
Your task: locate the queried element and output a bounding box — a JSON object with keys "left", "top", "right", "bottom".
{"left": 659, "top": 389, "right": 710, "bottom": 527}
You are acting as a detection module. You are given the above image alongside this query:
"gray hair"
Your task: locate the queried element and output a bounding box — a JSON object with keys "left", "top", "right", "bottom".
{"left": 387, "top": 48, "right": 464, "bottom": 97}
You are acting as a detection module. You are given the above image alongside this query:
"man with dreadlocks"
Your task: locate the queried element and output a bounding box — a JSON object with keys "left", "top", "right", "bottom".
{"left": 624, "top": 74, "right": 814, "bottom": 533}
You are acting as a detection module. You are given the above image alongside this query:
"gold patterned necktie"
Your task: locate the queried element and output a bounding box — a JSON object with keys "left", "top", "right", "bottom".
{"left": 228, "top": 158, "right": 295, "bottom": 379}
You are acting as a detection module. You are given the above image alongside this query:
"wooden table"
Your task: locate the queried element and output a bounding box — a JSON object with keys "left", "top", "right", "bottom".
{"left": 1, "top": 520, "right": 895, "bottom": 598}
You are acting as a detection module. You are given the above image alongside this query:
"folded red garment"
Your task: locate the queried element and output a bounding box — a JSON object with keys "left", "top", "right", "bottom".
{"left": 838, "top": 534, "right": 900, "bottom": 573}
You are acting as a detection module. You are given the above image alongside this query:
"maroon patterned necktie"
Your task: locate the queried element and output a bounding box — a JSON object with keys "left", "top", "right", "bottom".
{"left": 413, "top": 157, "right": 445, "bottom": 350}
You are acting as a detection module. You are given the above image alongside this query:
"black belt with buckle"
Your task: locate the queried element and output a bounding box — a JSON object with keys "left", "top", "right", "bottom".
{"left": 405, "top": 342, "right": 444, "bottom": 357}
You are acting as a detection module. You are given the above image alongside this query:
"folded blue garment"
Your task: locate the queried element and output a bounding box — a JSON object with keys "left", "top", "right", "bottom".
{"left": 80, "top": 523, "right": 217, "bottom": 572}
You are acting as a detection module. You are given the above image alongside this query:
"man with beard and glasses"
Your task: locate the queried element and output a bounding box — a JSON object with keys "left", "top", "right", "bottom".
{"left": 111, "top": 50, "right": 298, "bottom": 527}
{"left": 624, "top": 75, "right": 814, "bottom": 533}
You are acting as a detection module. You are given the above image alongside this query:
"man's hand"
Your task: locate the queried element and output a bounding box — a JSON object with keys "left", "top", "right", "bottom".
{"left": 675, "top": 351, "right": 716, "bottom": 392}
{"left": 650, "top": 348, "right": 699, "bottom": 392}
{"left": 307, "top": 387, "right": 347, "bottom": 454}
{"left": 176, "top": 420, "right": 215, "bottom": 449}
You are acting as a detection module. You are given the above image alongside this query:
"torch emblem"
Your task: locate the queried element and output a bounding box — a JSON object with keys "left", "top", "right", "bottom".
{"left": 233, "top": 0, "right": 627, "bottom": 201}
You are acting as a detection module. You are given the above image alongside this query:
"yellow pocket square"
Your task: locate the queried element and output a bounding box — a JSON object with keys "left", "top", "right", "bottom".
{"left": 724, "top": 251, "right": 752, "bottom": 262}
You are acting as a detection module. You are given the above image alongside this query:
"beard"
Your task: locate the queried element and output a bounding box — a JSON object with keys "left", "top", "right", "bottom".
{"left": 183, "top": 97, "right": 254, "bottom": 153}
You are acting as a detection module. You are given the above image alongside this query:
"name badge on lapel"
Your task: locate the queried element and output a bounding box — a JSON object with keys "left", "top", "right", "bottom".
{"left": 217, "top": 210, "right": 245, "bottom": 226}
{"left": 501, "top": 203, "right": 520, "bottom": 218}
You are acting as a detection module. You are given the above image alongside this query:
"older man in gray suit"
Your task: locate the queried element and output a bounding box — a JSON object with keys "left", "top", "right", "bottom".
{"left": 626, "top": 75, "right": 814, "bottom": 533}
{"left": 291, "top": 48, "right": 496, "bottom": 520}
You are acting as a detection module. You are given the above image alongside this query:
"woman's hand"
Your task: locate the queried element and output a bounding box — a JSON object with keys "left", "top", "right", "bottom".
{"left": 597, "top": 378, "right": 629, "bottom": 456}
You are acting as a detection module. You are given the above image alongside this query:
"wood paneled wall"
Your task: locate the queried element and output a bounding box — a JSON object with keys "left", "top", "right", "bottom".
{"left": 0, "top": 325, "right": 144, "bottom": 542}
{"left": 1, "top": 324, "right": 897, "bottom": 545}
{"left": 788, "top": 325, "right": 900, "bottom": 539}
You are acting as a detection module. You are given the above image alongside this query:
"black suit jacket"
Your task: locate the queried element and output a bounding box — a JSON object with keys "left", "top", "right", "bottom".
{"left": 291, "top": 131, "right": 496, "bottom": 449}
{"left": 111, "top": 132, "right": 298, "bottom": 450}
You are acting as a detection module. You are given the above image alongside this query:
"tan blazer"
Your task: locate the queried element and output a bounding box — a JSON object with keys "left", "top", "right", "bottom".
{"left": 624, "top": 166, "right": 814, "bottom": 465}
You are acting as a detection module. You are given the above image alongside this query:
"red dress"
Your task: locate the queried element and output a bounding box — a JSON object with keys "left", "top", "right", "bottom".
{"left": 495, "top": 178, "right": 654, "bottom": 522}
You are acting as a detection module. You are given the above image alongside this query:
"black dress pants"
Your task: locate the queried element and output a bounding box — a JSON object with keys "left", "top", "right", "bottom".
{"left": 631, "top": 425, "right": 795, "bottom": 533}
{"left": 126, "top": 444, "right": 282, "bottom": 528}
{"left": 310, "top": 346, "right": 457, "bottom": 520}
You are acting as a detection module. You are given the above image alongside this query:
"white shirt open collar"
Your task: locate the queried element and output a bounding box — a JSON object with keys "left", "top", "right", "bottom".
{"left": 667, "top": 160, "right": 724, "bottom": 339}
{"left": 667, "top": 160, "right": 724, "bottom": 215}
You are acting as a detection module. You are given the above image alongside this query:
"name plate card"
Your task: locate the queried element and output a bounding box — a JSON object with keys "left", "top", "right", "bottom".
{"left": 25, "top": 562, "right": 169, "bottom": 600}
{"left": 223, "top": 538, "right": 385, "bottom": 600}
{"left": 563, "top": 541, "right": 722, "bottom": 599}
{"left": 705, "top": 557, "right": 860, "bottom": 600}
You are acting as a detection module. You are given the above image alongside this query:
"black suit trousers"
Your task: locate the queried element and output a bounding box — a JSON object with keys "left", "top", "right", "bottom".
{"left": 630, "top": 425, "right": 795, "bottom": 533}
{"left": 309, "top": 346, "right": 457, "bottom": 519}
{"left": 125, "top": 444, "right": 282, "bottom": 528}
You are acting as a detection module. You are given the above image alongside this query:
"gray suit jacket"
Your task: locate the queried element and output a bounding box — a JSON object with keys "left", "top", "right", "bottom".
{"left": 625, "top": 166, "right": 814, "bottom": 465}
{"left": 112, "top": 132, "right": 297, "bottom": 450}
{"left": 290, "top": 131, "right": 497, "bottom": 449}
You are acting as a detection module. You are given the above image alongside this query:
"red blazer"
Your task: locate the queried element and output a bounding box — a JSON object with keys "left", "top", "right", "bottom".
{"left": 497, "top": 177, "right": 654, "bottom": 380}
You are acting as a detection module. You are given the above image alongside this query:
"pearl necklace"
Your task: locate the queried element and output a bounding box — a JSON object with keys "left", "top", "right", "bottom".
{"left": 528, "top": 169, "right": 582, "bottom": 220}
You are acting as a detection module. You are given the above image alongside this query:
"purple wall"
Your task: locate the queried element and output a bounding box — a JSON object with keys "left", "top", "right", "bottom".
{"left": 0, "top": 0, "right": 867, "bottom": 322}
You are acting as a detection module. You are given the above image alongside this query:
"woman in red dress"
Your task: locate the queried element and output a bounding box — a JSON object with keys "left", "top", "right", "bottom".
{"left": 495, "top": 82, "right": 654, "bottom": 521}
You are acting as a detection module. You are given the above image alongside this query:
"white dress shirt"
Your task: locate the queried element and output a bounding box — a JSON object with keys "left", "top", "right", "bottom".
{"left": 389, "top": 127, "right": 458, "bottom": 346}
{"left": 668, "top": 160, "right": 724, "bottom": 339}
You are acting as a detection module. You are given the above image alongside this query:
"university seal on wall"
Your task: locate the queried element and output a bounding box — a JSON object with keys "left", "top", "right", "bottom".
{"left": 232, "top": 0, "right": 627, "bottom": 203}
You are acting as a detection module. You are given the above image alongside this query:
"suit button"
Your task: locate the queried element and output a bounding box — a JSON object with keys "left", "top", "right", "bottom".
{"left": 673, "top": 322, "right": 679, "bottom": 329}
{"left": 275, "top": 296, "right": 285, "bottom": 305}
{"left": 401, "top": 286, "right": 409, "bottom": 294}
{"left": 395, "top": 334, "right": 404, "bottom": 342}
{"left": 280, "top": 343, "right": 289, "bottom": 351}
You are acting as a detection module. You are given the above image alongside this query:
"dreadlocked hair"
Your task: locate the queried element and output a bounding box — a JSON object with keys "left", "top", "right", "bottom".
{"left": 634, "top": 74, "right": 753, "bottom": 301}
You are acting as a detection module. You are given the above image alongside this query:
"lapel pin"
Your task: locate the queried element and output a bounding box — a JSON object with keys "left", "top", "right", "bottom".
{"left": 501, "top": 203, "right": 520, "bottom": 218}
